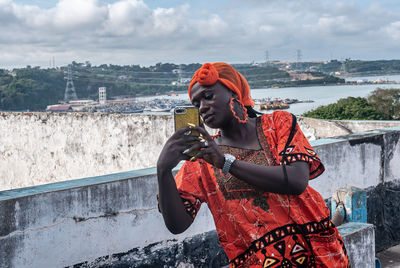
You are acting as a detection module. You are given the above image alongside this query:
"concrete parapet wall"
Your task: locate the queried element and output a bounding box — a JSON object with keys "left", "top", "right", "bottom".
{"left": 298, "top": 116, "right": 400, "bottom": 140}
{"left": 338, "top": 223, "right": 375, "bottom": 268}
{"left": 1, "top": 128, "right": 400, "bottom": 267}
{"left": 310, "top": 127, "right": 400, "bottom": 198}
{"left": 0, "top": 112, "right": 173, "bottom": 191}
{"left": 0, "top": 169, "right": 215, "bottom": 267}
{"left": 1, "top": 111, "right": 400, "bottom": 191}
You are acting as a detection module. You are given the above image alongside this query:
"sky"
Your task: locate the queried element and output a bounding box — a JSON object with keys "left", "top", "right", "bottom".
{"left": 1, "top": 0, "right": 400, "bottom": 69}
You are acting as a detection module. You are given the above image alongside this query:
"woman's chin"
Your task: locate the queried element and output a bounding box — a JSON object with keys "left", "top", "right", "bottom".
{"left": 204, "top": 122, "right": 218, "bottom": 129}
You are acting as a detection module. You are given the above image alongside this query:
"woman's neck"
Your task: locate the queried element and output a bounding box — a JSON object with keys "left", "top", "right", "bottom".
{"left": 217, "top": 117, "right": 261, "bottom": 150}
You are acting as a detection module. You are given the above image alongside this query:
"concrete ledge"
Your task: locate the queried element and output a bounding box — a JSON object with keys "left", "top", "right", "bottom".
{"left": 0, "top": 165, "right": 214, "bottom": 268}
{"left": 71, "top": 222, "right": 377, "bottom": 267}
{"left": 1, "top": 128, "right": 400, "bottom": 267}
{"left": 0, "top": 168, "right": 157, "bottom": 201}
{"left": 338, "top": 222, "right": 375, "bottom": 268}
{"left": 71, "top": 230, "right": 228, "bottom": 268}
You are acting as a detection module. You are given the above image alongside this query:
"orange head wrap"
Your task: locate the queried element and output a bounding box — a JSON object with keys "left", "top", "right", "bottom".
{"left": 188, "top": 62, "right": 254, "bottom": 107}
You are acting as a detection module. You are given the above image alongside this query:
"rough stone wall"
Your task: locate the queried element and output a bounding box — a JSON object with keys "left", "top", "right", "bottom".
{"left": 367, "top": 180, "right": 400, "bottom": 251}
{"left": 1, "top": 112, "right": 400, "bottom": 191}
{"left": 0, "top": 170, "right": 216, "bottom": 268}
{"left": 74, "top": 231, "right": 229, "bottom": 268}
{"left": 298, "top": 116, "right": 400, "bottom": 140}
{"left": 0, "top": 112, "right": 173, "bottom": 191}
{"left": 338, "top": 223, "right": 375, "bottom": 267}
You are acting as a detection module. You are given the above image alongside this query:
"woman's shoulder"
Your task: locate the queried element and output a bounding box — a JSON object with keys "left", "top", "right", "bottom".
{"left": 259, "top": 111, "right": 293, "bottom": 128}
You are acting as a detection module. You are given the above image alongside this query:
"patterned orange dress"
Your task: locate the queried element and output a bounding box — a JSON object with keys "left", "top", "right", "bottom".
{"left": 174, "top": 111, "right": 349, "bottom": 267}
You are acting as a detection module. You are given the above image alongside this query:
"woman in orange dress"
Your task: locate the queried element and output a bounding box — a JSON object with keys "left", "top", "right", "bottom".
{"left": 157, "top": 62, "right": 349, "bottom": 267}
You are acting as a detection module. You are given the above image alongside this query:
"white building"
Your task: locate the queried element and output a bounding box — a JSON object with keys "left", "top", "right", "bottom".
{"left": 99, "top": 87, "right": 107, "bottom": 105}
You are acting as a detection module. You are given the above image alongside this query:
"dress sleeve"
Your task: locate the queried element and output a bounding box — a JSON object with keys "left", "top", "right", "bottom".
{"left": 157, "top": 161, "right": 205, "bottom": 219}
{"left": 272, "top": 111, "right": 325, "bottom": 180}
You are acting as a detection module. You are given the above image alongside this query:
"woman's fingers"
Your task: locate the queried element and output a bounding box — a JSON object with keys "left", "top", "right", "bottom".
{"left": 182, "top": 139, "right": 209, "bottom": 156}
{"left": 191, "top": 146, "right": 215, "bottom": 161}
{"left": 170, "top": 125, "right": 219, "bottom": 164}
{"left": 183, "top": 135, "right": 201, "bottom": 142}
{"left": 172, "top": 126, "right": 197, "bottom": 138}
{"left": 192, "top": 126, "right": 213, "bottom": 141}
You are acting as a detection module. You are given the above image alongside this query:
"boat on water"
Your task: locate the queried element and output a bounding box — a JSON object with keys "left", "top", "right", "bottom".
{"left": 150, "top": 107, "right": 171, "bottom": 112}
{"left": 259, "top": 103, "right": 289, "bottom": 110}
{"left": 122, "top": 108, "right": 144, "bottom": 114}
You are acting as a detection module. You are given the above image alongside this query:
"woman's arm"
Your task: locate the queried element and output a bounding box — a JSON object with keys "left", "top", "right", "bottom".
{"left": 229, "top": 160, "right": 309, "bottom": 195}
{"left": 157, "top": 126, "right": 199, "bottom": 234}
{"left": 188, "top": 126, "right": 310, "bottom": 195}
{"left": 157, "top": 166, "right": 194, "bottom": 234}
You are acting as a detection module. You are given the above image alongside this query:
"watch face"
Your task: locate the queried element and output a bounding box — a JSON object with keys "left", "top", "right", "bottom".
{"left": 227, "top": 154, "right": 236, "bottom": 161}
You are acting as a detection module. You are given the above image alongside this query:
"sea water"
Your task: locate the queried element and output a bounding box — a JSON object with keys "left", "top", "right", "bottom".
{"left": 137, "top": 74, "right": 400, "bottom": 115}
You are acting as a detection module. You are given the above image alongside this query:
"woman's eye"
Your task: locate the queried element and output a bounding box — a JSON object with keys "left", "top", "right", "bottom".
{"left": 205, "top": 93, "right": 213, "bottom": 100}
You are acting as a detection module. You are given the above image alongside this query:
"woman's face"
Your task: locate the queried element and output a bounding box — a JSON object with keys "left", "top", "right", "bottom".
{"left": 190, "top": 81, "right": 234, "bottom": 129}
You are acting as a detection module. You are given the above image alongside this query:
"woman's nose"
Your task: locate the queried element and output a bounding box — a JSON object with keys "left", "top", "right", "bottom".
{"left": 199, "top": 101, "right": 209, "bottom": 113}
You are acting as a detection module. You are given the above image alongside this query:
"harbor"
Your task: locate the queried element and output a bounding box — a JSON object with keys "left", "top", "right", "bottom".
{"left": 45, "top": 74, "right": 400, "bottom": 115}
{"left": 47, "top": 95, "right": 314, "bottom": 114}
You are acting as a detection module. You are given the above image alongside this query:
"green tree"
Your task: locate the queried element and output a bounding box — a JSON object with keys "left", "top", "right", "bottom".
{"left": 367, "top": 88, "right": 400, "bottom": 119}
{"left": 303, "top": 97, "right": 387, "bottom": 120}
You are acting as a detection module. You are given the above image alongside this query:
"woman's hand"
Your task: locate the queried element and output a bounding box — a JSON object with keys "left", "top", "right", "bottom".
{"left": 184, "top": 126, "right": 225, "bottom": 169}
{"left": 157, "top": 126, "right": 202, "bottom": 171}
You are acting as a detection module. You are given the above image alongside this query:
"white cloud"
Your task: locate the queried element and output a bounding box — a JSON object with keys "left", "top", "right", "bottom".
{"left": 386, "top": 21, "right": 400, "bottom": 40}
{"left": 103, "top": 0, "right": 151, "bottom": 36}
{"left": 52, "top": 0, "right": 107, "bottom": 29}
{"left": 0, "top": 0, "right": 399, "bottom": 68}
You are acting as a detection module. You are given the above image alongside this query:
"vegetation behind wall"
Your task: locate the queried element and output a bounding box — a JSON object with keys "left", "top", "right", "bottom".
{"left": 303, "top": 88, "right": 400, "bottom": 120}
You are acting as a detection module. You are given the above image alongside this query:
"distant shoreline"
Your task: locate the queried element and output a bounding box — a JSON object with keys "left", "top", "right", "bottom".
{"left": 136, "top": 73, "right": 400, "bottom": 99}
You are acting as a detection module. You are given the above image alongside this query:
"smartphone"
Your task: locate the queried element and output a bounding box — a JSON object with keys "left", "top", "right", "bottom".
{"left": 174, "top": 106, "right": 200, "bottom": 157}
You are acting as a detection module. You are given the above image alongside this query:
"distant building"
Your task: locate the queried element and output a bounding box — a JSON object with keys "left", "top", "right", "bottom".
{"left": 99, "top": 87, "right": 107, "bottom": 105}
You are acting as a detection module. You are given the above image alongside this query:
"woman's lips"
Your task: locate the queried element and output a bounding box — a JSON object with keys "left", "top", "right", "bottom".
{"left": 204, "top": 114, "right": 214, "bottom": 123}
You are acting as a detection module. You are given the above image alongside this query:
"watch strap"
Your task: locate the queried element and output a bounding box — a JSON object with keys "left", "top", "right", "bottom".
{"left": 222, "top": 154, "right": 236, "bottom": 174}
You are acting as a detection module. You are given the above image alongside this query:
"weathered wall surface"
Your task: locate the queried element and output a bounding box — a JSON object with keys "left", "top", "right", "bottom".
{"left": 0, "top": 169, "right": 216, "bottom": 268}
{"left": 338, "top": 223, "right": 375, "bottom": 268}
{"left": 0, "top": 128, "right": 399, "bottom": 267}
{"left": 1, "top": 112, "right": 400, "bottom": 191}
{"left": 298, "top": 116, "right": 400, "bottom": 140}
{"left": 367, "top": 180, "right": 400, "bottom": 251}
{"left": 309, "top": 128, "right": 400, "bottom": 197}
{"left": 0, "top": 112, "right": 173, "bottom": 191}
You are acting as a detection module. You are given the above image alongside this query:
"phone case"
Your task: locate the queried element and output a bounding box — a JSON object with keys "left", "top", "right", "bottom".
{"left": 174, "top": 106, "right": 200, "bottom": 132}
{"left": 174, "top": 106, "right": 200, "bottom": 157}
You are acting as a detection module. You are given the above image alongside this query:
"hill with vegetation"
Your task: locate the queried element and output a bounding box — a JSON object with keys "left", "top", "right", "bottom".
{"left": 2, "top": 59, "right": 399, "bottom": 111}
{"left": 0, "top": 62, "right": 342, "bottom": 111}
{"left": 290, "top": 59, "right": 400, "bottom": 76}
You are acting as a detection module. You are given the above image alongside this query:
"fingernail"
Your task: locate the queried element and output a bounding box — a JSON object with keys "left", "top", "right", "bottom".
{"left": 183, "top": 149, "right": 189, "bottom": 154}
{"left": 190, "top": 157, "right": 196, "bottom": 161}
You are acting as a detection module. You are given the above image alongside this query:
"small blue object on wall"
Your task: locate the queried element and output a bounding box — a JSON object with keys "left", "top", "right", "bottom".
{"left": 331, "top": 186, "right": 367, "bottom": 223}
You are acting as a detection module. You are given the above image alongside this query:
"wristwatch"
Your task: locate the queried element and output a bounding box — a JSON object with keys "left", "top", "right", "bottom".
{"left": 222, "top": 154, "right": 236, "bottom": 175}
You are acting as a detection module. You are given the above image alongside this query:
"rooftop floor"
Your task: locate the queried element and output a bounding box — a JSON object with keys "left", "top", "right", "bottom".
{"left": 377, "top": 244, "right": 400, "bottom": 267}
